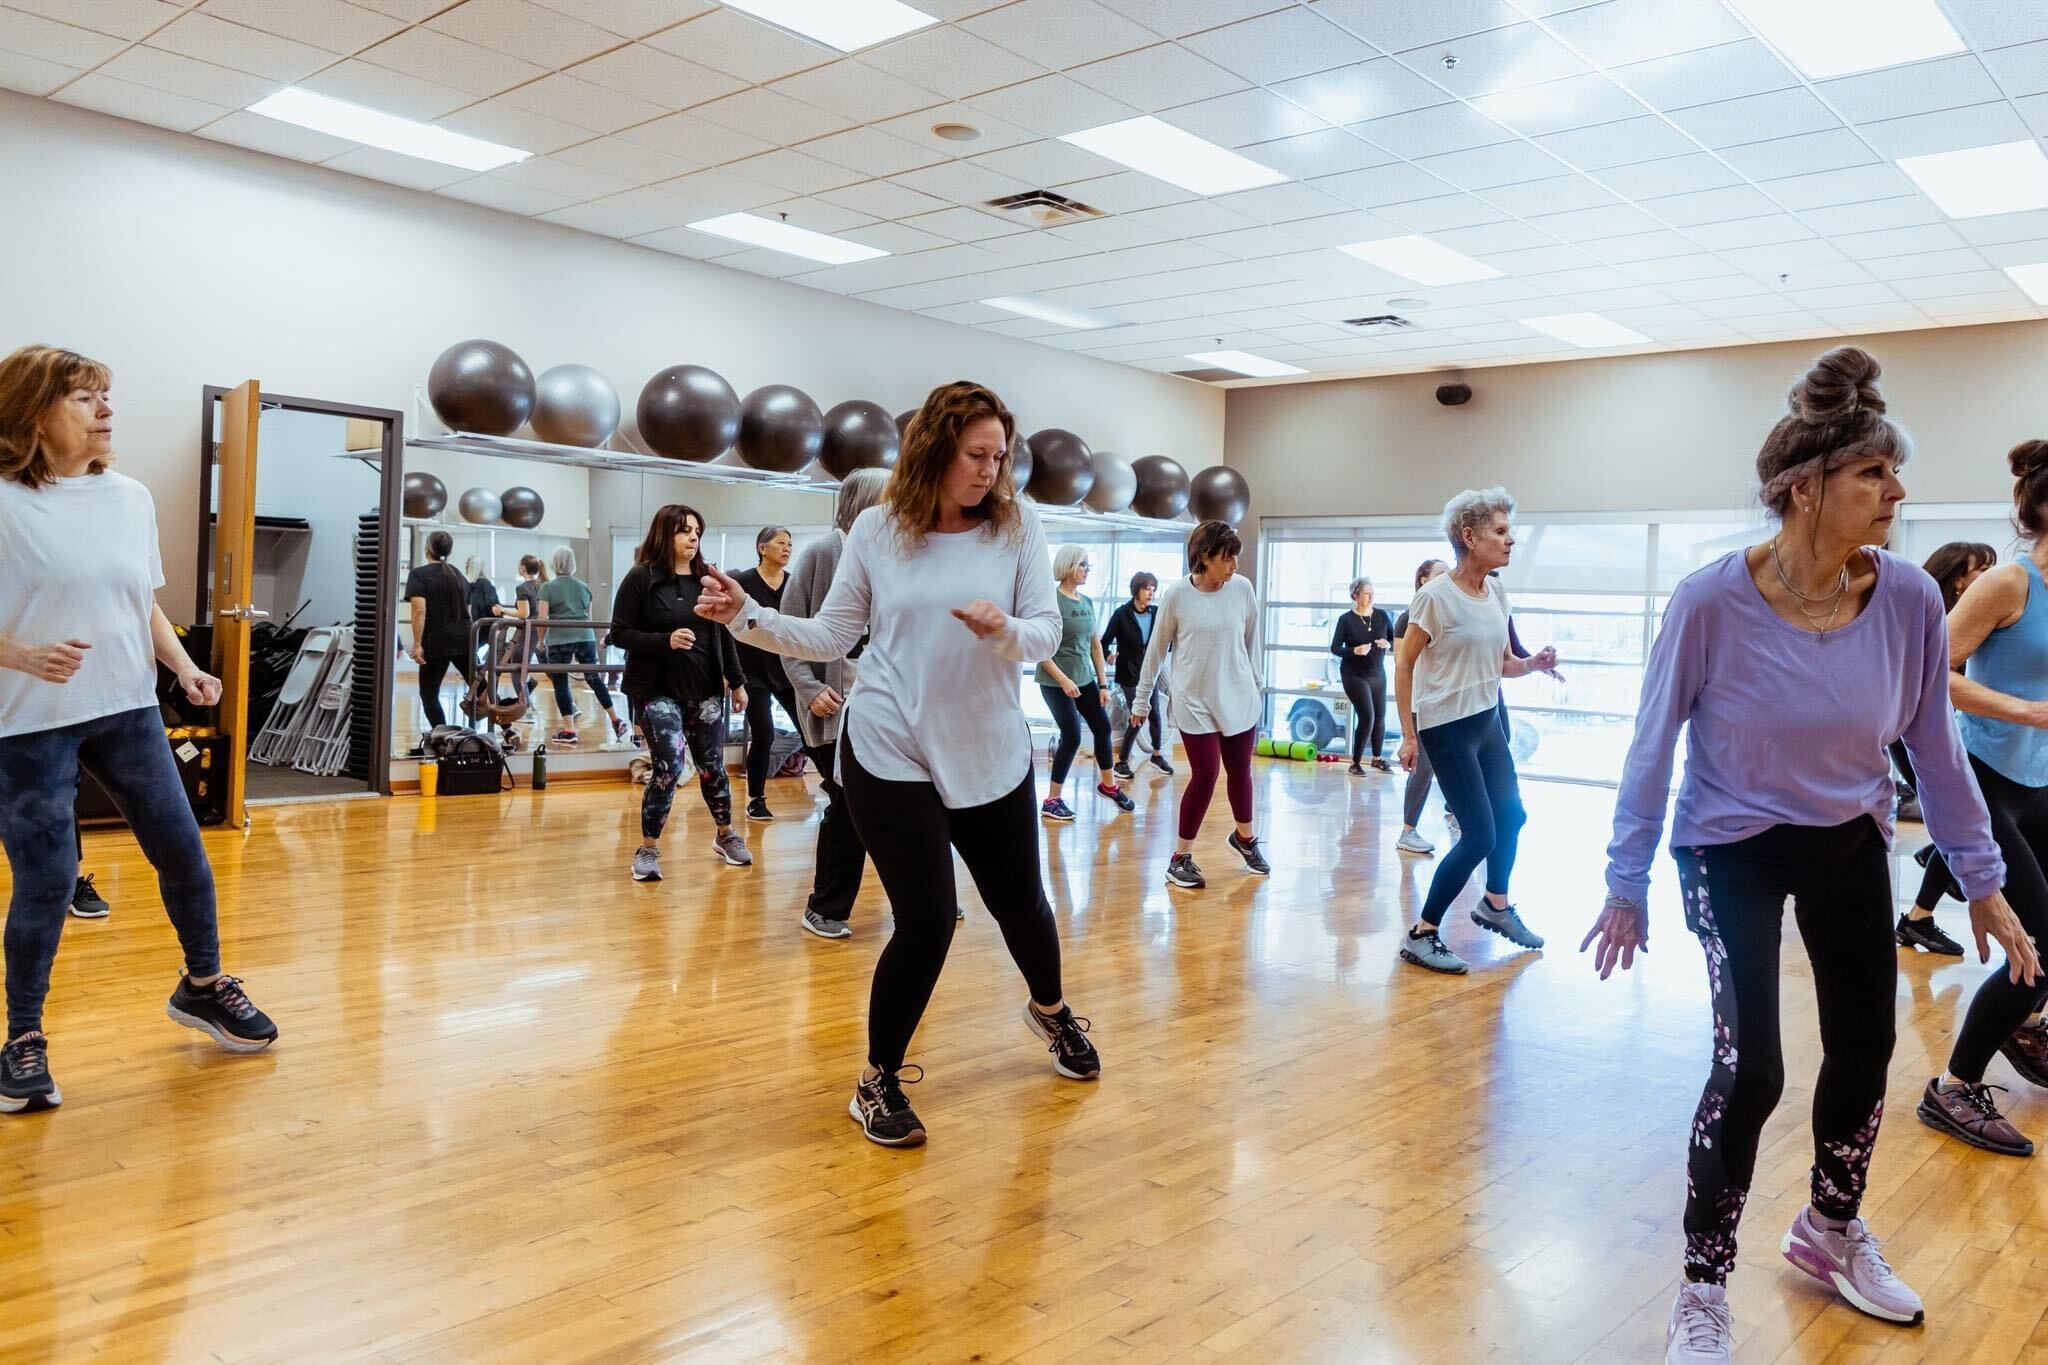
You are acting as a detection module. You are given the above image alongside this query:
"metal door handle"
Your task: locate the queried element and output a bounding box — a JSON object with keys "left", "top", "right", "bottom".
{"left": 221, "top": 606, "right": 270, "bottom": 621}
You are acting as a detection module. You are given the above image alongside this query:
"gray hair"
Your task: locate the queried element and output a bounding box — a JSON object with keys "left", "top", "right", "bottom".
{"left": 550, "top": 546, "right": 576, "bottom": 577}
{"left": 463, "top": 556, "right": 485, "bottom": 578}
{"left": 1348, "top": 576, "right": 1373, "bottom": 598}
{"left": 835, "top": 467, "right": 889, "bottom": 532}
{"left": 1052, "top": 543, "right": 1090, "bottom": 581}
{"left": 1440, "top": 486, "right": 1516, "bottom": 559}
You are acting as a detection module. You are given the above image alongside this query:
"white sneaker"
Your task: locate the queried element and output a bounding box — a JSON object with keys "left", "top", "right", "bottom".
{"left": 1396, "top": 829, "right": 1435, "bottom": 856}
{"left": 1666, "top": 1282, "right": 1732, "bottom": 1364}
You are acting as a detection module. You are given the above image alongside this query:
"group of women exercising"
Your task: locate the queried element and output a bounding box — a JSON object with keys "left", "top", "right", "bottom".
{"left": 3, "top": 345, "right": 2046, "bottom": 1363}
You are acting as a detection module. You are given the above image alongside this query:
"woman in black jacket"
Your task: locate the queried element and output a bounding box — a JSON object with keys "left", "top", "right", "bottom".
{"left": 1331, "top": 576, "right": 1394, "bottom": 774}
{"left": 1102, "top": 571, "right": 1172, "bottom": 779}
{"left": 611, "top": 503, "right": 752, "bottom": 879}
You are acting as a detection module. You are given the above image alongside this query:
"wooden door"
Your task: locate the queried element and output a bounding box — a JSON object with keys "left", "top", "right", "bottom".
{"left": 211, "top": 380, "right": 263, "bottom": 827}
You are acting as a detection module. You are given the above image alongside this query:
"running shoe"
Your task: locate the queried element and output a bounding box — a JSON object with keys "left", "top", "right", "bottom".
{"left": 1780, "top": 1206, "right": 1925, "bottom": 1324}
{"left": 1399, "top": 925, "right": 1468, "bottom": 975}
{"left": 612, "top": 716, "right": 629, "bottom": 744}
{"left": 849, "top": 1066, "right": 926, "bottom": 1147}
{"left": 1472, "top": 899, "right": 1544, "bottom": 949}
{"left": 747, "top": 797, "right": 775, "bottom": 822}
{"left": 166, "top": 975, "right": 278, "bottom": 1053}
{"left": 1148, "top": 753, "right": 1174, "bottom": 775}
{"left": 1097, "top": 781, "right": 1135, "bottom": 813}
{"left": 1916, "top": 1076, "right": 2034, "bottom": 1156}
{"left": 1348, "top": 761, "right": 1365, "bottom": 775}
{"left": 1024, "top": 1002, "right": 1101, "bottom": 1080}
{"left": 0, "top": 1032, "right": 59, "bottom": 1113}
{"left": 1999, "top": 1017, "right": 2048, "bottom": 1089}
{"left": 1165, "top": 853, "right": 1205, "bottom": 889}
{"left": 1665, "top": 1282, "right": 1732, "bottom": 1364}
{"left": 713, "top": 831, "right": 753, "bottom": 867}
{"left": 1895, "top": 912, "right": 1963, "bottom": 955}
{"left": 71, "top": 874, "right": 110, "bottom": 920}
{"left": 1041, "top": 798, "right": 1076, "bottom": 823}
{"left": 1112, "top": 760, "right": 1136, "bottom": 781}
{"left": 1228, "top": 830, "right": 1270, "bottom": 875}
{"left": 802, "top": 909, "right": 852, "bottom": 941}
{"left": 632, "top": 846, "right": 662, "bottom": 882}
{"left": 1396, "top": 830, "right": 1436, "bottom": 856}
{"left": 1370, "top": 758, "right": 1392, "bottom": 773}
{"left": 551, "top": 728, "right": 578, "bottom": 745}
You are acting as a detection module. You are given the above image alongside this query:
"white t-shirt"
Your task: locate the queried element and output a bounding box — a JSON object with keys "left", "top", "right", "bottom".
{"left": 733, "top": 503, "right": 1060, "bottom": 809}
{"left": 1132, "top": 574, "right": 1262, "bottom": 737}
{"left": 0, "top": 470, "right": 166, "bottom": 738}
{"left": 1407, "top": 572, "right": 1510, "bottom": 730}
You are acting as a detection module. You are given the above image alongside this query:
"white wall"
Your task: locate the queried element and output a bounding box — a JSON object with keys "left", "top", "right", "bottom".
{"left": 0, "top": 91, "right": 1224, "bottom": 614}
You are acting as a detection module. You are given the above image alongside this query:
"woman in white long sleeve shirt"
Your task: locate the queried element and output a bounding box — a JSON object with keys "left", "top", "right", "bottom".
{"left": 696, "top": 380, "right": 1101, "bottom": 1148}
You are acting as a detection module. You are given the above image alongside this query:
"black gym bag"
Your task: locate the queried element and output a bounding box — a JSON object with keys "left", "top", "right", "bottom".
{"left": 428, "top": 727, "right": 513, "bottom": 795}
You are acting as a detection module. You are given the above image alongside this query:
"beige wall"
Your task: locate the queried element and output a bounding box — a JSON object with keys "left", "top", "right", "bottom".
{"left": 1225, "top": 320, "right": 2048, "bottom": 567}
{"left": 0, "top": 91, "right": 1223, "bottom": 612}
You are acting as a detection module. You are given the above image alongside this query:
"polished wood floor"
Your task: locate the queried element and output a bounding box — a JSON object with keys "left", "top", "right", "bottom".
{"left": 5, "top": 758, "right": 2046, "bottom": 1362}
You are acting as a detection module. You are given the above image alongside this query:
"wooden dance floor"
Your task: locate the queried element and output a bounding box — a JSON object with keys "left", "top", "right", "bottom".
{"left": 4, "top": 759, "right": 2045, "bottom": 1361}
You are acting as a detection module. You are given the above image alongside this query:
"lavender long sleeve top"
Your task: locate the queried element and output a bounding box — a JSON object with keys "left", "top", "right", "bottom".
{"left": 1606, "top": 548, "right": 2005, "bottom": 903}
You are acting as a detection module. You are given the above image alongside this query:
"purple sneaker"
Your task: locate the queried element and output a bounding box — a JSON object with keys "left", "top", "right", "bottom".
{"left": 1665, "top": 1281, "right": 1731, "bottom": 1364}
{"left": 1780, "top": 1206, "right": 1924, "bottom": 1324}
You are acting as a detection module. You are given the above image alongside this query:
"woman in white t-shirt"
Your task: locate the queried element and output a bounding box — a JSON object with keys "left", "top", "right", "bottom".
{"left": 0, "top": 346, "right": 277, "bottom": 1114}
{"left": 1392, "top": 486, "right": 1557, "bottom": 975}
{"left": 696, "top": 380, "right": 1100, "bottom": 1149}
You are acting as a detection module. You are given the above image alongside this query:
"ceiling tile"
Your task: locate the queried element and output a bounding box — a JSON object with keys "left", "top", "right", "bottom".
{"left": 1540, "top": 0, "right": 1748, "bottom": 68}
{"left": 644, "top": 8, "right": 833, "bottom": 83}
{"left": 2013, "top": 94, "right": 2048, "bottom": 137}
{"left": 1182, "top": 6, "right": 1379, "bottom": 84}
{"left": 1162, "top": 88, "right": 1328, "bottom": 148}
{"left": 356, "top": 0, "right": 465, "bottom": 18}
{"left": 1373, "top": 192, "right": 1508, "bottom": 231}
{"left": 861, "top": 24, "right": 1045, "bottom": 100}
{"left": 803, "top": 125, "right": 944, "bottom": 178}
{"left": 1353, "top": 101, "right": 1512, "bottom": 158}
{"left": 1397, "top": 23, "right": 1590, "bottom": 99}
{"left": 966, "top": 73, "right": 1139, "bottom": 138}
{"left": 0, "top": 9, "right": 128, "bottom": 66}
{"left": 1798, "top": 197, "right": 1946, "bottom": 234}
{"left": 1479, "top": 172, "right": 1617, "bottom": 215}
{"left": 725, "top": 147, "right": 866, "bottom": 195}
{"left": 1470, "top": 72, "right": 1647, "bottom": 136}
{"left": 976, "top": 137, "right": 1121, "bottom": 187}
{"left": 199, "top": 106, "right": 356, "bottom": 159}
{"left": 1586, "top": 227, "right": 1705, "bottom": 260}
{"left": 1595, "top": 153, "right": 1741, "bottom": 200}
{"left": 497, "top": 73, "right": 669, "bottom": 134}
{"left": 770, "top": 59, "right": 946, "bottom": 124}
{"left": 1093, "top": 0, "right": 1295, "bottom": 38}
{"left": 1982, "top": 40, "right": 2048, "bottom": 98}
{"left": 1610, "top": 40, "right": 1798, "bottom": 110}
{"left": 303, "top": 59, "right": 475, "bottom": 120}
{"left": 1966, "top": 237, "right": 2048, "bottom": 267}
{"left": 752, "top": 195, "right": 878, "bottom": 234}
{"left": 1482, "top": 243, "right": 1601, "bottom": 275}
{"left": 617, "top": 110, "right": 774, "bottom": 163}
{"left": 839, "top": 220, "right": 958, "bottom": 255}
{"left": 1620, "top": 253, "right": 1742, "bottom": 284}
{"left": 1665, "top": 87, "right": 1839, "bottom": 148}
{"left": 1211, "top": 179, "right": 1356, "bottom": 223}
{"left": 650, "top": 165, "right": 785, "bottom": 215}
{"left": 1759, "top": 163, "right": 1916, "bottom": 210}
{"left": 1309, "top": 161, "right": 1458, "bottom": 209}
{"left": 1816, "top": 54, "right": 2002, "bottom": 122}
{"left": 146, "top": 12, "right": 337, "bottom": 82}
{"left": 362, "top": 28, "right": 548, "bottom": 99}
{"left": 541, "top": 185, "right": 703, "bottom": 237}
{"left": 0, "top": 49, "right": 78, "bottom": 97}
{"left": 425, "top": 0, "right": 620, "bottom": 66}
{"left": 1680, "top": 214, "right": 1814, "bottom": 249}
{"left": 552, "top": 134, "right": 698, "bottom": 183}
{"left": 438, "top": 99, "right": 593, "bottom": 154}
{"left": 1861, "top": 248, "right": 1995, "bottom": 282}
{"left": 689, "top": 86, "right": 852, "bottom": 144}
{"left": 1052, "top": 169, "right": 1199, "bottom": 212}
{"left": 1856, "top": 102, "right": 2032, "bottom": 159}
{"left": 197, "top": 0, "right": 406, "bottom": 53}
{"left": 959, "top": 0, "right": 1159, "bottom": 70}
{"left": 1070, "top": 41, "right": 1248, "bottom": 110}
{"left": 1942, "top": 0, "right": 2048, "bottom": 50}
{"left": 1641, "top": 184, "right": 1778, "bottom": 226}
{"left": 817, "top": 177, "right": 951, "bottom": 219}
{"left": 1434, "top": 219, "right": 1562, "bottom": 253}
{"left": 1526, "top": 202, "right": 1664, "bottom": 239}
{"left": 1314, "top": 0, "right": 1520, "bottom": 49}
{"left": 437, "top": 173, "right": 578, "bottom": 215}
{"left": 893, "top": 159, "right": 1027, "bottom": 206}
{"left": 1276, "top": 208, "right": 1408, "bottom": 247}
{"left": 1271, "top": 58, "right": 1445, "bottom": 125}
{"left": 1536, "top": 115, "right": 1697, "bottom": 170}
{"left": 1414, "top": 138, "right": 1570, "bottom": 189}
{"left": 1046, "top": 215, "right": 1174, "bottom": 250}
{"left": 530, "top": 0, "right": 709, "bottom": 40}
{"left": 566, "top": 43, "right": 744, "bottom": 107}
{"left": 325, "top": 144, "right": 471, "bottom": 190}
{"left": 492, "top": 153, "right": 636, "bottom": 199}
{"left": 54, "top": 72, "right": 227, "bottom": 131}
{"left": 974, "top": 227, "right": 1101, "bottom": 262}
{"left": 97, "top": 46, "right": 277, "bottom": 106}
{"left": 1884, "top": 267, "right": 2015, "bottom": 298}
{"left": 1717, "top": 129, "right": 1876, "bottom": 181}
{"left": 1239, "top": 127, "right": 1392, "bottom": 178}
{"left": 1190, "top": 223, "right": 1319, "bottom": 258}
{"left": 1664, "top": 272, "right": 1784, "bottom": 301}
{"left": 1953, "top": 208, "right": 2048, "bottom": 245}
{"left": 9, "top": 0, "right": 182, "bottom": 41}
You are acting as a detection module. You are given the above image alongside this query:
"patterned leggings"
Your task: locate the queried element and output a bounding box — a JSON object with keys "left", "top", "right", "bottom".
{"left": 1675, "top": 817, "right": 1897, "bottom": 1284}
{"left": 637, "top": 695, "right": 731, "bottom": 837}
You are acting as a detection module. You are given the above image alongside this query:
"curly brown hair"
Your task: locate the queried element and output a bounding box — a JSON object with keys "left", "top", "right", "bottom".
{"left": 885, "top": 380, "right": 1019, "bottom": 548}
{"left": 0, "top": 345, "right": 113, "bottom": 488}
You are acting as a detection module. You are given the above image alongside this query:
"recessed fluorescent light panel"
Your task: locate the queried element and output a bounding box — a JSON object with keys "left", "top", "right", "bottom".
{"left": 982, "top": 296, "right": 1119, "bottom": 330}
{"left": 1338, "top": 235, "right": 1502, "bottom": 287}
{"left": 247, "top": 88, "right": 528, "bottom": 171}
{"left": 687, "top": 213, "right": 889, "bottom": 264}
{"left": 1724, "top": 0, "right": 1964, "bottom": 79}
{"left": 2006, "top": 263, "right": 2048, "bottom": 305}
{"left": 1520, "top": 313, "right": 1651, "bottom": 348}
{"left": 1898, "top": 141, "right": 2048, "bottom": 219}
{"left": 717, "top": 0, "right": 937, "bottom": 51}
{"left": 1059, "top": 117, "right": 1287, "bottom": 196}
{"left": 1185, "top": 350, "right": 1307, "bottom": 378}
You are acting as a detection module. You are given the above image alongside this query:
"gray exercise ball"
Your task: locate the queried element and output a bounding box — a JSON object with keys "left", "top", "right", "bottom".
{"left": 500, "top": 486, "right": 544, "bottom": 530}
{"left": 531, "top": 363, "right": 620, "bottom": 448}
{"left": 1130, "top": 455, "right": 1191, "bottom": 520}
{"left": 895, "top": 409, "right": 917, "bottom": 438}
{"left": 1189, "top": 465, "right": 1252, "bottom": 526}
{"left": 1024, "top": 428, "right": 1093, "bottom": 506}
{"left": 1084, "top": 451, "right": 1136, "bottom": 513}
{"left": 1008, "top": 423, "right": 1031, "bottom": 493}
{"left": 737, "top": 384, "right": 824, "bottom": 473}
{"left": 820, "top": 400, "right": 900, "bottom": 478}
{"left": 427, "top": 339, "right": 535, "bottom": 436}
{"left": 638, "top": 365, "right": 740, "bottom": 463}
{"left": 457, "top": 486, "right": 502, "bottom": 525}
{"left": 403, "top": 471, "right": 447, "bottom": 520}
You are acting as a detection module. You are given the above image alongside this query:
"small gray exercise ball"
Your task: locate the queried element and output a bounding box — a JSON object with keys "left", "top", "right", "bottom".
{"left": 457, "top": 487, "right": 502, "bottom": 525}
{"left": 531, "top": 364, "right": 620, "bottom": 448}
{"left": 1084, "top": 451, "right": 1136, "bottom": 513}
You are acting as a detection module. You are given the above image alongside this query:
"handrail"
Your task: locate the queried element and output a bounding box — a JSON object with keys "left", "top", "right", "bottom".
{"left": 466, "top": 615, "right": 623, "bottom": 728}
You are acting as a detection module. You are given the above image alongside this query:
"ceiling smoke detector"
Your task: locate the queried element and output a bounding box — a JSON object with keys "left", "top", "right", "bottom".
{"left": 983, "top": 189, "right": 1105, "bottom": 227}
{"left": 932, "top": 121, "right": 981, "bottom": 143}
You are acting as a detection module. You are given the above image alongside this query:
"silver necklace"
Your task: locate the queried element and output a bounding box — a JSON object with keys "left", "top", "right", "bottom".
{"left": 1769, "top": 539, "right": 1849, "bottom": 639}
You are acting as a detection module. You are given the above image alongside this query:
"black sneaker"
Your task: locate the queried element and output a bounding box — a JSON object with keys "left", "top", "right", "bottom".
{"left": 1024, "top": 1002, "right": 1101, "bottom": 1080}
{"left": 166, "top": 974, "right": 278, "bottom": 1053}
{"left": 1896, "top": 912, "right": 1963, "bottom": 956}
{"left": 1097, "top": 781, "right": 1135, "bottom": 813}
{"left": 0, "top": 1032, "right": 60, "bottom": 1112}
{"left": 1166, "top": 852, "right": 1205, "bottom": 888}
{"left": 1348, "top": 761, "right": 1365, "bottom": 775}
{"left": 1112, "top": 760, "right": 1136, "bottom": 781}
{"left": 1228, "top": 830, "right": 1270, "bottom": 875}
{"left": 1148, "top": 753, "right": 1174, "bottom": 775}
{"left": 71, "top": 874, "right": 110, "bottom": 920}
{"left": 849, "top": 1066, "right": 926, "bottom": 1147}
{"left": 747, "top": 797, "right": 774, "bottom": 822}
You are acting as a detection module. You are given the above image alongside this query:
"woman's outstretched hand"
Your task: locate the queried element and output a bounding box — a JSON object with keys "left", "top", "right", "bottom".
{"left": 1580, "top": 896, "right": 1649, "bottom": 980}
{"left": 694, "top": 565, "right": 746, "bottom": 625}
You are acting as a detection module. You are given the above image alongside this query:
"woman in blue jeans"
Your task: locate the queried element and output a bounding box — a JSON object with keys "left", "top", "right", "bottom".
{"left": 0, "top": 345, "right": 277, "bottom": 1113}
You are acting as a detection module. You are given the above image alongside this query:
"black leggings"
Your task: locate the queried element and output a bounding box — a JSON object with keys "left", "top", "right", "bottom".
{"left": 1674, "top": 818, "right": 1896, "bottom": 1284}
{"left": 742, "top": 677, "right": 803, "bottom": 799}
{"left": 1342, "top": 670, "right": 1385, "bottom": 762}
{"left": 1949, "top": 757, "right": 2048, "bottom": 1081}
{"left": 1116, "top": 681, "right": 1163, "bottom": 764}
{"left": 1040, "top": 683, "right": 1112, "bottom": 786}
{"left": 417, "top": 653, "right": 473, "bottom": 731}
{"left": 1416, "top": 707, "right": 1526, "bottom": 924}
{"left": 638, "top": 695, "right": 731, "bottom": 835}
{"left": 840, "top": 730, "right": 1063, "bottom": 1073}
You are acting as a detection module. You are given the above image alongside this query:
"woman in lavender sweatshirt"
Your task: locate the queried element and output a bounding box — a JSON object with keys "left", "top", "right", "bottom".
{"left": 1583, "top": 347, "right": 2039, "bottom": 1365}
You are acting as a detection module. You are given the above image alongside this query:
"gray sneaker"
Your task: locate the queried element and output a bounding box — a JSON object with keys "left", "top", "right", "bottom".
{"left": 1665, "top": 1281, "right": 1732, "bottom": 1364}
{"left": 803, "top": 909, "right": 851, "bottom": 940}
{"left": 1399, "top": 925, "right": 1468, "bottom": 974}
{"left": 713, "top": 830, "right": 753, "bottom": 867}
{"left": 1396, "top": 829, "right": 1435, "bottom": 856}
{"left": 631, "top": 846, "right": 661, "bottom": 882}
{"left": 1472, "top": 900, "right": 1544, "bottom": 949}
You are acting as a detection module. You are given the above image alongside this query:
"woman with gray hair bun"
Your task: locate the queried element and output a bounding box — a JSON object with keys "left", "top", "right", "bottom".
{"left": 784, "top": 469, "right": 889, "bottom": 940}
{"left": 1392, "top": 485, "right": 1556, "bottom": 977}
{"left": 539, "top": 544, "right": 627, "bottom": 747}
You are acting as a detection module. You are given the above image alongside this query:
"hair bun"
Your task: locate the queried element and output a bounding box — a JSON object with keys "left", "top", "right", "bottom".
{"left": 2011, "top": 438, "right": 2048, "bottom": 480}
{"left": 1789, "top": 345, "right": 1885, "bottom": 425}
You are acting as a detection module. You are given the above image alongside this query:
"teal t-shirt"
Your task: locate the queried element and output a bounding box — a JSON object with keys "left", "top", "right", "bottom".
{"left": 1034, "top": 591, "right": 1097, "bottom": 688}
{"left": 539, "top": 575, "right": 596, "bottom": 645}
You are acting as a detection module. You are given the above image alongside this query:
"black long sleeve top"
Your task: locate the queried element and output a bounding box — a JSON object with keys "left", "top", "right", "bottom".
{"left": 610, "top": 564, "right": 744, "bottom": 707}
{"left": 1330, "top": 607, "right": 1393, "bottom": 680}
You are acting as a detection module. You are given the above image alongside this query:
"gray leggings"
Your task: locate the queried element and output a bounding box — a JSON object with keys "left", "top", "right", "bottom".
{"left": 1403, "top": 737, "right": 1435, "bottom": 827}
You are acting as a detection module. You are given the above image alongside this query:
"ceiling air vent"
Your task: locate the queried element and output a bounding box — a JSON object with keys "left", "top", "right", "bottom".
{"left": 1342, "top": 314, "right": 1416, "bottom": 329}
{"left": 984, "top": 189, "right": 1105, "bottom": 227}
{"left": 1171, "top": 367, "right": 1249, "bottom": 383}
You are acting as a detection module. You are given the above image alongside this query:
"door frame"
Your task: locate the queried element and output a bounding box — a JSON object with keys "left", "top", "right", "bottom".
{"left": 197, "top": 388, "right": 405, "bottom": 797}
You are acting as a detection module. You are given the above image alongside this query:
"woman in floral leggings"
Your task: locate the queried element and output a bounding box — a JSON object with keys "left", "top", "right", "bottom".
{"left": 1585, "top": 346, "right": 2038, "bottom": 1364}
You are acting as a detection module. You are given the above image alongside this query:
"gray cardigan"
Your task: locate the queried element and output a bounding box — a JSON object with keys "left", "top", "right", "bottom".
{"left": 779, "top": 529, "right": 857, "bottom": 748}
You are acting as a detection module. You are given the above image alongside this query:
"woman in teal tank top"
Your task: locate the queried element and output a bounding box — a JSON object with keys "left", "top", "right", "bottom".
{"left": 1036, "top": 545, "right": 1134, "bottom": 820}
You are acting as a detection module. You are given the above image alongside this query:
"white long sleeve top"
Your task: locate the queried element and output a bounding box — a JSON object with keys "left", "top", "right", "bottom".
{"left": 1132, "top": 574, "right": 1263, "bottom": 737}
{"left": 729, "top": 503, "right": 1060, "bottom": 809}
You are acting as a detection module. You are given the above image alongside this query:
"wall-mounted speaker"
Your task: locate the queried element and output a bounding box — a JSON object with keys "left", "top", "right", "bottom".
{"left": 1436, "top": 383, "right": 1473, "bottom": 406}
